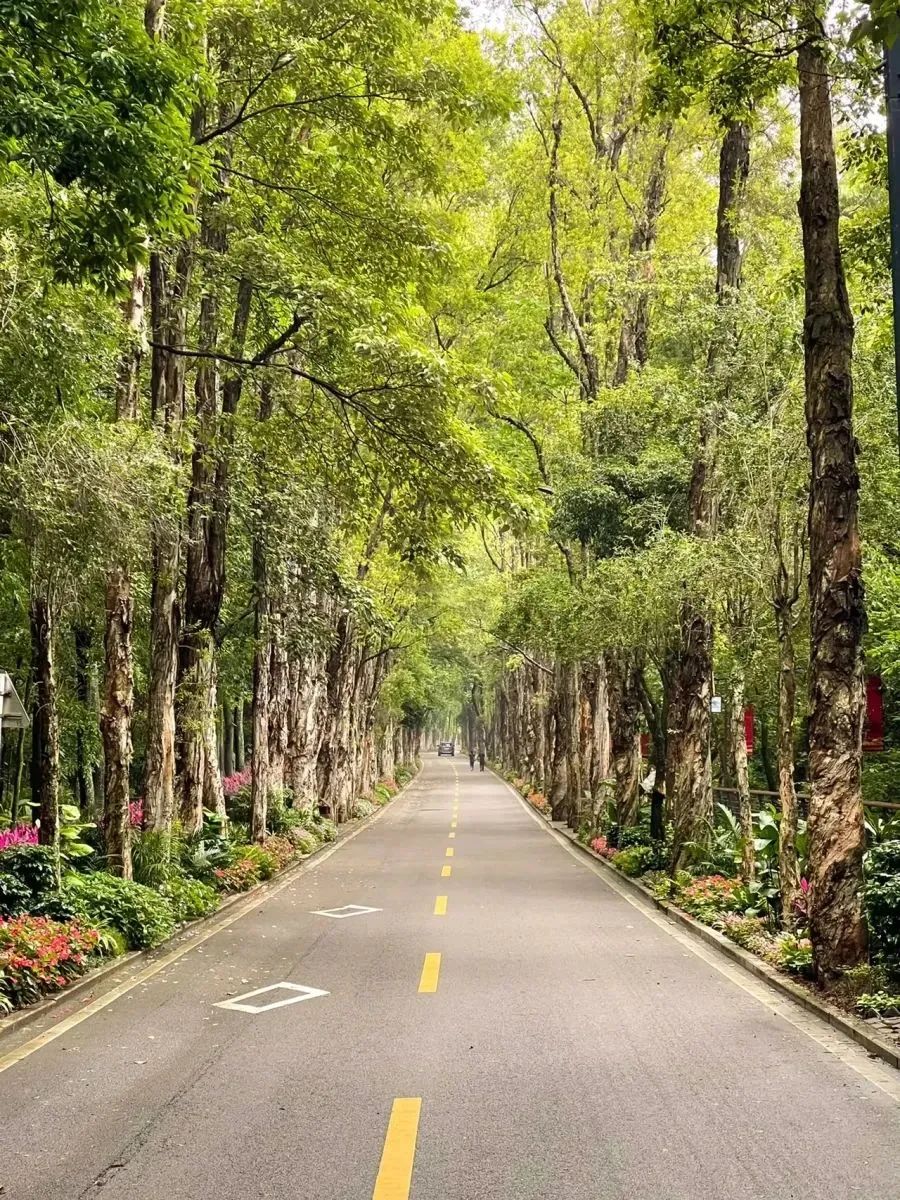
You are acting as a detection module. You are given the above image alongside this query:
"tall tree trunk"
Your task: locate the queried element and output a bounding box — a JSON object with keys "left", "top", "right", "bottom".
{"left": 797, "top": 15, "right": 867, "bottom": 980}
{"left": 238, "top": 701, "right": 248, "bottom": 770}
{"left": 606, "top": 651, "right": 641, "bottom": 828}
{"left": 101, "top": 568, "right": 134, "bottom": 877}
{"left": 728, "top": 666, "right": 753, "bottom": 882}
{"left": 102, "top": 259, "right": 143, "bottom": 868}
{"left": 776, "top": 601, "right": 801, "bottom": 926}
{"left": 30, "top": 593, "right": 59, "bottom": 858}
{"left": 670, "top": 119, "right": 750, "bottom": 871}
{"left": 250, "top": 589, "right": 270, "bottom": 843}
{"left": 548, "top": 662, "right": 573, "bottom": 820}
{"left": 223, "top": 703, "right": 235, "bottom": 777}
{"left": 145, "top": 527, "right": 180, "bottom": 831}
{"left": 73, "top": 626, "right": 96, "bottom": 817}
{"left": 145, "top": 242, "right": 191, "bottom": 832}
{"left": 268, "top": 611, "right": 289, "bottom": 794}
{"left": 614, "top": 129, "right": 670, "bottom": 383}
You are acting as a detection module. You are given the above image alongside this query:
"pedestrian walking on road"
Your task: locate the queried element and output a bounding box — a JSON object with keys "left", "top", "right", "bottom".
{"left": 469, "top": 747, "right": 476, "bottom": 770}
{"left": 478, "top": 749, "right": 485, "bottom": 772}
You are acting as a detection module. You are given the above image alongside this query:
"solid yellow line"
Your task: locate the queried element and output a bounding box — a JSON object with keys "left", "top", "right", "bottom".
{"left": 372, "top": 1097, "right": 422, "bottom": 1199}
{"left": 445, "top": 847, "right": 454, "bottom": 858}
{"left": 441, "top": 865, "right": 452, "bottom": 878}
{"left": 434, "top": 895, "right": 447, "bottom": 916}
{"left": 418, "top": 953, "right": 441, "bottom": 993}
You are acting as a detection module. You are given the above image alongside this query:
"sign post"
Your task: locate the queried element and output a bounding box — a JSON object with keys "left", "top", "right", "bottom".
{"left": 0, "top": 673, "right": 29, "bottom": 793}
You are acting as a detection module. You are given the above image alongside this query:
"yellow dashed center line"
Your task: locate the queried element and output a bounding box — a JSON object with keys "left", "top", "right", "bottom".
{"left": 450, "top": 820, "right": 457, "bottom": 828}
{"left": 434, "top": 895, "right": 447, "bottom": 916}
{"left": 418, "top": 952, "right": 442, "bottom": 993}
{"left": 445, "top": 847, "right": 454, "bottom": 858}
{"left": 372, "top": 1097, "right": 422, "bottom": 1199}
{"left": 448, "top": 831, "right": 455, "bottom": 839}
{"left": 441, "top": 865, "right": 452, "bottom": 878}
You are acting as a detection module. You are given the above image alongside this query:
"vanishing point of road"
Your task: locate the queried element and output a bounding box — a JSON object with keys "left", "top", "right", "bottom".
{"left": 1, "top": 759, "right": 899, "bottom": 1199}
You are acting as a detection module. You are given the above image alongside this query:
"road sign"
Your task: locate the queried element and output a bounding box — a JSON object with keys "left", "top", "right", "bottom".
{"left": 0, "top": 673, "right": 28, "bottom": 728}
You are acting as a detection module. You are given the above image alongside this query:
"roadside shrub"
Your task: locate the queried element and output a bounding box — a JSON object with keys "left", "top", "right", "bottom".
{"left": 717, "top": 913, "right": 770, "bottom": 952}
{"left": 312, "top": 817, "right": 337, "bottom": 843}
{"left": 235, "top": 844, "right": 278, "bottom": 880}
{"left": 223, "top": 782, "right": 252, "bottom": 825}
{"left": 57, "top": 872, "right": 175, "bottom": 949}
{"left": 161, "top": 872, "right": 219, "bottom": 922}
{"left": 286, "top": 827, "right": 318, "bottom": 855}
{"left": 612, "top": 845, "right": 657, "bottom": 877}
{"left": 132, "top": 829, "right": 183, "bottom": 889}
{"left": 678, "top": 875, "right": 742, "bottom": 923}
{"left": 182, "top": 812, "right": 238, "bottom": 883}
{"left": 353, "top": 798, "right": 377, "bottom": 819}
{"left": 262, "top": 835, "right": 296, "bottom": 870}
{"left": 590, "top": 836, "right": 617, "bottom": 859}
{"left": 832, "top": 963, "right": 890, "bottom": 1007}
{"left": 0, "top": 845, "right": 58, "bottom": 916}
{"left": 373, "top": 785, "right": 393, "bottom": 806}
{"left": 865, "top": 840, "right": 900, "bottom": 972}
{"left": 0, "top": 916, "right": 100, "bottom": 1009}
{"left": 213, "top": 858, "right": 260, "bottom": 892}
{"left": 773, "top": 933, "right": 814, "bottom": 976}
{"left": 856, "top": 991, "right": 900, "bottom": 1018}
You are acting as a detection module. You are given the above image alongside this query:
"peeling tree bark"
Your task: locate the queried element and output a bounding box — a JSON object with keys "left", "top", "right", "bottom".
{"left": 670, "top": 119, "right": 750, "bottom": 872}
{"left": 776, "top": 598, "right": 801, "bottom": 925}
{"left": 797, "top": 15, "right": 867, "bottom": 979}
{"left": 727, "top": 665, "right": 753, "bottom": 882}
{"left": 30, "top": 593, "right": 59, "bottom": 857}
{"left": 606, "top": 651, "right": 641, "bottom": 828}
{"left": 101, "top": 568, "right": 134, "bottom": 877}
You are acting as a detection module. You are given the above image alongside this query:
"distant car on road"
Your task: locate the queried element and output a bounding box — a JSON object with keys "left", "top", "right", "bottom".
{"left": 437, "top": 740, "right": 455, "bottom": 757}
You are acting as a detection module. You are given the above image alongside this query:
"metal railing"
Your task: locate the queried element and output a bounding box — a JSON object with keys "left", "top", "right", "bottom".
{"left": 713, "top": 787, "right": 900, "bottom": 817}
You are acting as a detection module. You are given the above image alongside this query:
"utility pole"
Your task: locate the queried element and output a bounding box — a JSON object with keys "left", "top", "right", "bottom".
{"left": 885, "top": 37, "right": 900, "bottom": 453}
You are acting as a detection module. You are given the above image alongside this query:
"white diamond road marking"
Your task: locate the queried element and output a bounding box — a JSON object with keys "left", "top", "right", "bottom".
{"left": 214, "top": 982, "right": 329, "bottom": 1013}
{"left": 310, "top": 904, "right": 382, "bottom": 919}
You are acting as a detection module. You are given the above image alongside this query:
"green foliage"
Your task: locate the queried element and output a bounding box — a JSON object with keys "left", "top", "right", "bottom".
{"left": 236, "top": 844, "right": 279, "bottom": 880}
{"left": 865, "top": 841, "right": 900, "bottom": 972}
{"left": 0, "top": 845, "right": 58, "bottom": 916}
{"left": 613, "top": 844, "right": 661, "bottom": 877}
{"left": 58, "top": 803, "right": 94, "bottom": 861}
{"left": 56, "top": 871, "right": 175, "bottom": 949}
{"left": 213, "top": 857, "right": 261, "bottom": 892}
{"left": 773, "top": 933, "right": 814, "bottom": 977}
{"left": 0, "top": 0, "right": 196, "bottom": 285}
{"left": 160, "top": 873, "right": 219, "bottom": 923}
{"left": 856, "top": 992, "right": 900, "bottom": 1018}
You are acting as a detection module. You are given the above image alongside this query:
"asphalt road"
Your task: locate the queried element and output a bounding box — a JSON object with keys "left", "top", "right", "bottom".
{"left": 1, "top": 758, "right": 899, "bottom": 1199}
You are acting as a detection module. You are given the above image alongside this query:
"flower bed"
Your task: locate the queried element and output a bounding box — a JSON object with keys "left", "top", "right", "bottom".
{"left": 0, "top": 916, "right": 102, "bottom": 1012}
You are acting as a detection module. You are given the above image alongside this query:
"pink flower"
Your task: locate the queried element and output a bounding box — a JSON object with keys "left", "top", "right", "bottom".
{"left": 0, "top": 825, "right": 38, "bottom": 852}
{"left": 222, "top": 766, "right": 252, "bottom": 797}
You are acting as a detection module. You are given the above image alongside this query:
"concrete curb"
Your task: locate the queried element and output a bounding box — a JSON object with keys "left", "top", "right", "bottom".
{"left": 0, "top": 764, "right": 421, "bottom": 1040}
{"left": 498, "top": 774, "right": 900, "bottom": 1072}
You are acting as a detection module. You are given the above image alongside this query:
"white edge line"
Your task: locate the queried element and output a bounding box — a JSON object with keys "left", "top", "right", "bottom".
{"left": 494, "top": 771, "right": 900, "bottom": 1103}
